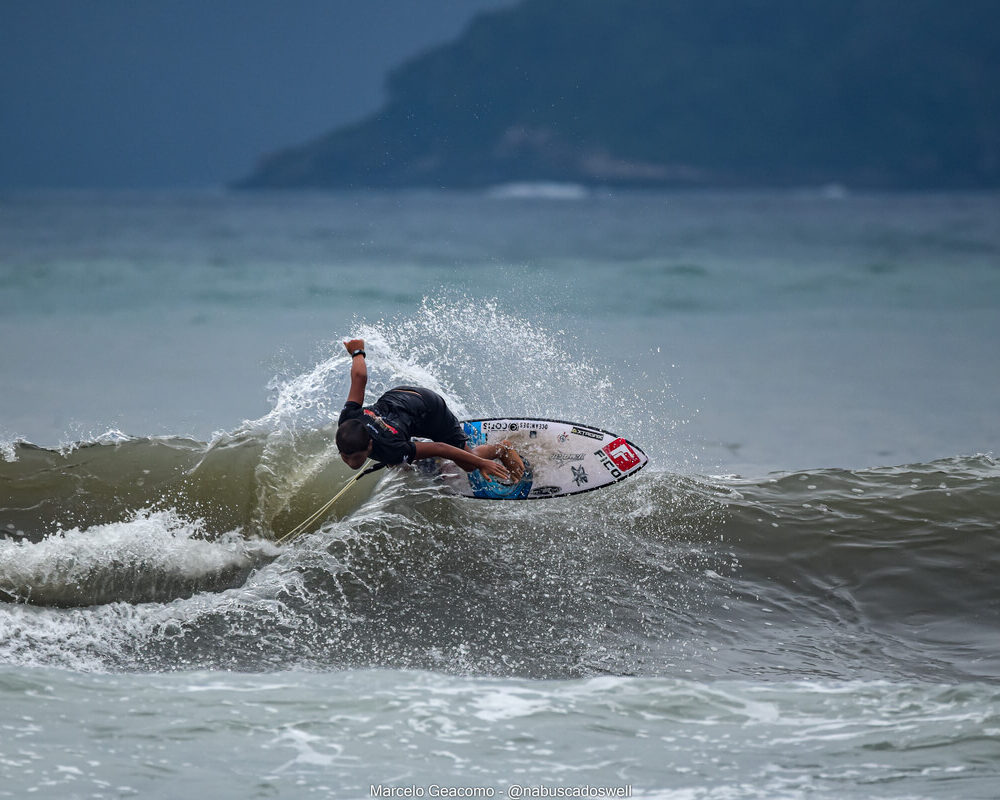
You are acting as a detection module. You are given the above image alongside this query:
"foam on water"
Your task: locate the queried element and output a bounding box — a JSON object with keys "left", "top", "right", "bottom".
{"left": 0, "top": 436, "right": 19, "bottom": 463}
{"left": 0, "top": 508, "right": 278, "bottom": 607}
{"left": 5, "top": 667, "right": 996, "bottom": 799}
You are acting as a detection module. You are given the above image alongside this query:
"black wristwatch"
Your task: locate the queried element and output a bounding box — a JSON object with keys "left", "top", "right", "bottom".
{"left": 351, "top": 349, "right": 366, "bottom": 359}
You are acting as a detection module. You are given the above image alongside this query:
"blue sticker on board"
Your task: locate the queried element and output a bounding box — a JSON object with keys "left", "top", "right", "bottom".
{"left": 463, "top": 420, "right": 487, "bottom": 447}
{"left": 467, "top": 457, "right": 534, "bottom": 499}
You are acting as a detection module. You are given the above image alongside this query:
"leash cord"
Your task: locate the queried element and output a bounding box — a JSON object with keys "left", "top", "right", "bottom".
{"left": 275, "top": 461, "right": 386, "bottom": 544}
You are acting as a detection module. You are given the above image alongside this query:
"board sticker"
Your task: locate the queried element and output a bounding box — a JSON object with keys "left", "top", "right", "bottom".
{"left": 603, "top": 438, "right": 642, "bottom": 471}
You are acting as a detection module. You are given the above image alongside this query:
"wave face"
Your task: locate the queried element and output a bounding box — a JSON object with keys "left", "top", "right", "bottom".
{"left": 0, "top": 431, "right": 357, "bottom": 606}
{"left": 714, "top": 455, "right": 1000, "bottom": 682}
{"left": 3, "top": 442, "right": 997, "bottom": 681}
{"left": 2, "top": 302, "right": 998, "bottom": 684}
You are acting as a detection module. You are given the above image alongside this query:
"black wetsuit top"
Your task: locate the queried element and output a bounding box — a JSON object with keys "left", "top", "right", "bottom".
{"left": 338, "top": 386, "right": 467, "bottom": 466}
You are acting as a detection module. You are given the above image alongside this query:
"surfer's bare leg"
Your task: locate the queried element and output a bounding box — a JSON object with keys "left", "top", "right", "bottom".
{"left": 469, "top": 439, "right": 524, "bottom": 483}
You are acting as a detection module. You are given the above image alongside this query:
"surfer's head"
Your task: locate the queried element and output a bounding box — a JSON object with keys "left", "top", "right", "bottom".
{"left": 336, "top": 419, "right": 373, "bottom": 469}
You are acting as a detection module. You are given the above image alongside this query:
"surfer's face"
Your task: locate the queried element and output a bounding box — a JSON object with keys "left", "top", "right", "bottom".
{"left": 340, "top": 443, "right": 372, "bottom": 470}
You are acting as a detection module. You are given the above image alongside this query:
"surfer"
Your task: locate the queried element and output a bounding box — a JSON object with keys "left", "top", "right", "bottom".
{"left": 336, "top": 338, "right": 523, "bottom": 483}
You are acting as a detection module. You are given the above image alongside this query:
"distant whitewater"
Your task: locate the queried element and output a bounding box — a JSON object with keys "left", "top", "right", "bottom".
{"left": 487, "top": 182, "right": 590, "bottom": 200}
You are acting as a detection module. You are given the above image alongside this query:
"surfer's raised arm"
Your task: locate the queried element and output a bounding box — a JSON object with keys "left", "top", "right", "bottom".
{"left": 343, "top": 338, "right": 367, "bottom": 405}
{"left": 335, "top": 340, "right": 518, "bottom": 482}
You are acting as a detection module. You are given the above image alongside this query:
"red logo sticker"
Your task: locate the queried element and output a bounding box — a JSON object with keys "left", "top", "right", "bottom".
{"left": 603, "top": 438, "right": 641, "bottom": 471}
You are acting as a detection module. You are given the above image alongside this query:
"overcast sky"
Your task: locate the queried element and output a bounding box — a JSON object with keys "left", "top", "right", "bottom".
{"left": 0, "top": 0, "right": 514, "bottom": 189}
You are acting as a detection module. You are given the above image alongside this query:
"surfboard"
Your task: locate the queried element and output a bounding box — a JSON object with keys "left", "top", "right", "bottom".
{"left": 416, "top": 418, "right": 648, "bottom": 500}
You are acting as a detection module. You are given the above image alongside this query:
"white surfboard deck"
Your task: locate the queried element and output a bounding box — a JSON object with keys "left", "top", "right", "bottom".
{"left": 416, "top": 418, "right": 648, "bottom": 500}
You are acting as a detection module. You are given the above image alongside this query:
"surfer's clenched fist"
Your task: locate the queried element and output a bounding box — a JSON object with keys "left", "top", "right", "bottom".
{"left": 344, "top": 338, "right": 365, "bottom": 355}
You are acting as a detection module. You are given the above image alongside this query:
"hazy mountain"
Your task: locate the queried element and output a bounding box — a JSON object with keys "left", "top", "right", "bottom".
{"left": 237, "top": 0, "right": 1000, "bottom": 189}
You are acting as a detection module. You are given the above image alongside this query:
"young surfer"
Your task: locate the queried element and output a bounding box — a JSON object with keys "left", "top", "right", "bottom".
{"left": 336, "top": 338, "right": 523, "bottom": 483}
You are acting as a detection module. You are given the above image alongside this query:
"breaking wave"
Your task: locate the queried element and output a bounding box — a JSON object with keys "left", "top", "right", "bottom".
{"left": 2, "top": 301, "right": 997, "bottom": 684}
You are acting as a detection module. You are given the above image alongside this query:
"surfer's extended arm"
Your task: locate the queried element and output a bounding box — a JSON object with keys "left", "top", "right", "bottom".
{"left": 413, "top": 441, "right": 511, "bottom": 482}
{"left": 344, "top": 338, "right": 367, "bottom": 405}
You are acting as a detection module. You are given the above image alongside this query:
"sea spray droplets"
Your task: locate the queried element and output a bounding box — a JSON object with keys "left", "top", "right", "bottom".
{"left": 354, "top": 325, "right": 457, "bottom": 410}
{"left": 253, "top": 295, "right": 683, "bottom": 477}
{"left": 0, "top": 435, "right": 20, "bottom": 463}
{"left": 355, "top": 296, "right": 653, "bottom": 435}
{"left": 246, "top": 350, "right": 360, "bottom": 533}
{"left": 260, "top": 353, "right": 347, "bottom": 433}
{"left": 394, "top": 296, "right": 689, "bottom": 469}
{"left": 242, "top": 308, "right": 476, "bottom": 534}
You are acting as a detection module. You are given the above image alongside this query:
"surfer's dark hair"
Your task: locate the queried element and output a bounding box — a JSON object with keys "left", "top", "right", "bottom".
{"left": 336, "top": 419, "right": 370, "bottom": 455}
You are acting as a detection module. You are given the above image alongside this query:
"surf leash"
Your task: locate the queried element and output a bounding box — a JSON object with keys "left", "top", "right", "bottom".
{"left": 276, "top": 461, "right": 387, "bottom": 545}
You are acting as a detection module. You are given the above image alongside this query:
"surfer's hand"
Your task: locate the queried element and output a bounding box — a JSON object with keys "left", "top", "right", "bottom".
{"left": 478, "top": 458, "right": 511, "bottom": 483}
{"left": 344, "top": 338, "right": 365, "bottom": 354}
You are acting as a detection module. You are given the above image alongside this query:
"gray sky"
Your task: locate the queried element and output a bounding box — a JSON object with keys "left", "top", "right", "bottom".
{"left": 0, "top": 0, "right": 514, "bottom": 189}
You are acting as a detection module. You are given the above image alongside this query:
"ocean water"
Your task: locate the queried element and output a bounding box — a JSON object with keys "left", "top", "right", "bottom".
{"left": 1, "top": 188, "right": 999, "bottom": 798}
